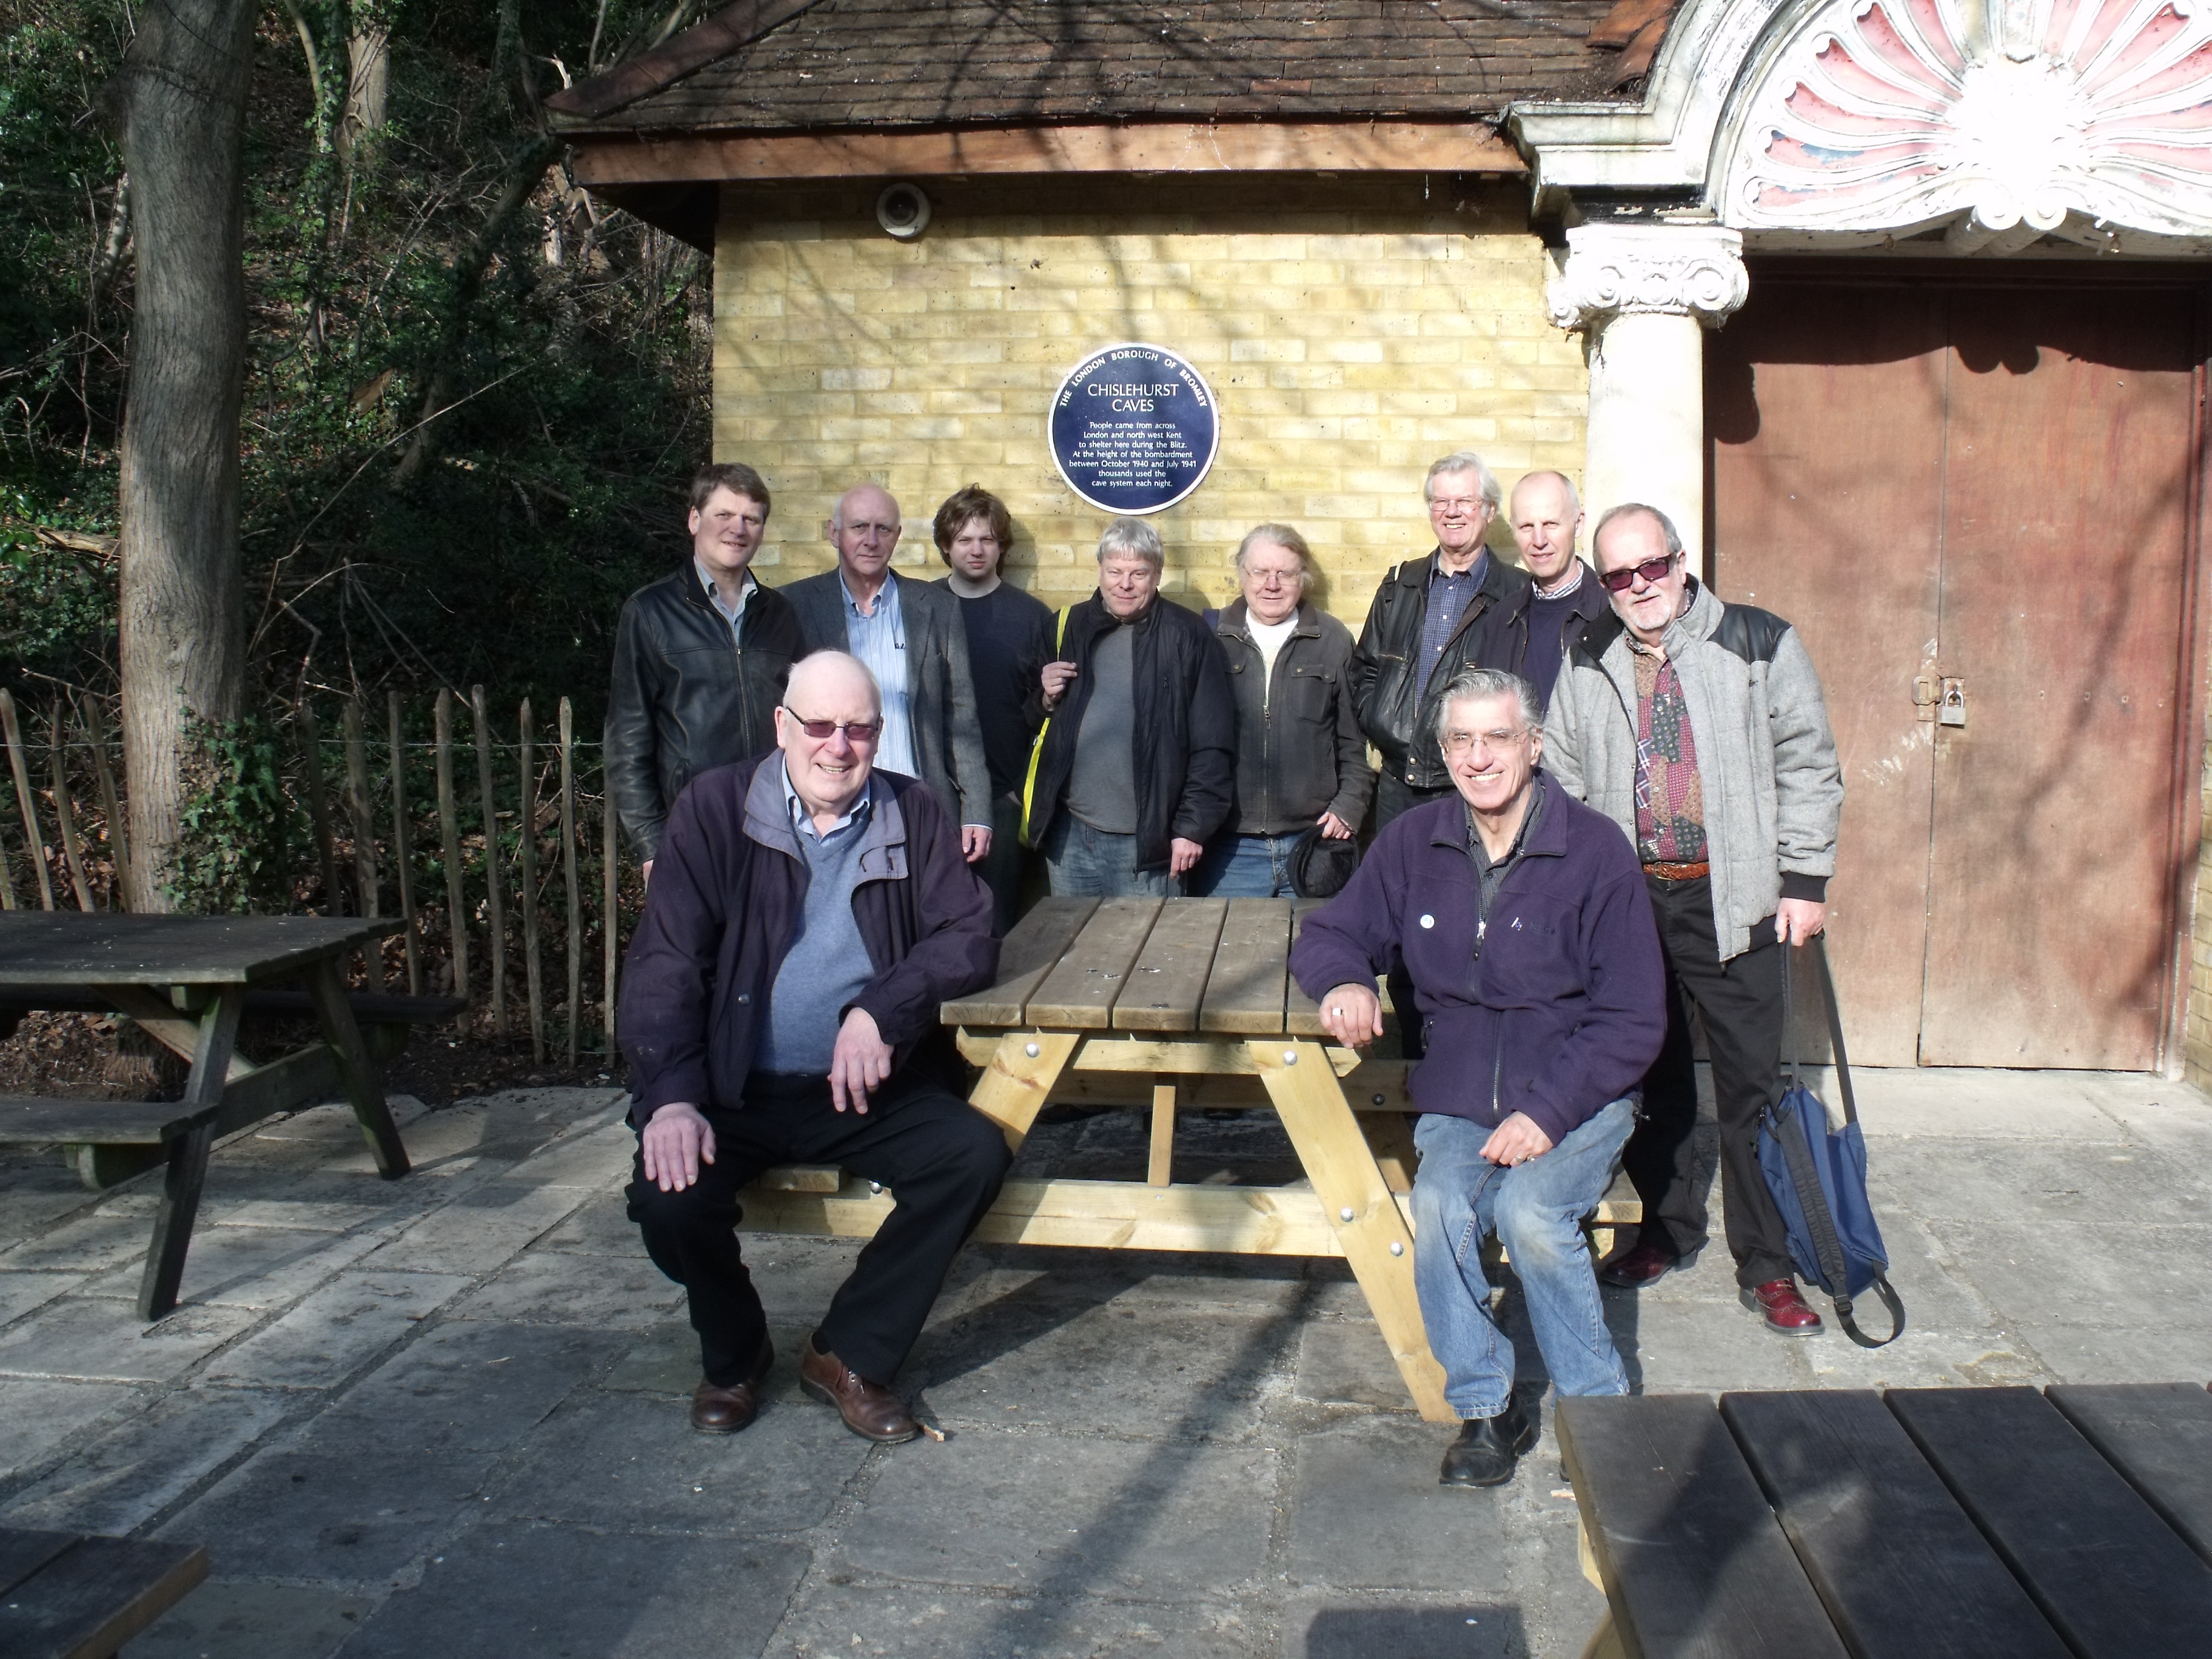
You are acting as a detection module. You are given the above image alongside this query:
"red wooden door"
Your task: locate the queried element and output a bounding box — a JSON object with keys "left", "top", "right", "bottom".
{"left": 1708, "top": 276, "right": 2204, "bottom": 1069}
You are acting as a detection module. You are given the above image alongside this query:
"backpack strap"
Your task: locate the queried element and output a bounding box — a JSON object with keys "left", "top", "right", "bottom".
{"left": 1017, "top": 607, "right": 1073, "bottom": 848}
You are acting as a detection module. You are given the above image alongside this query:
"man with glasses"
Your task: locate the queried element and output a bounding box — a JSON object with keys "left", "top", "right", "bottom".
{"left": 1294, "top": 666, "right": 1664, "bottom": 1487}
{"left": 620, "top": 650, "right": 1007, "bottom": 1445}
{"left": 1544, "top": 504, "right": 1844, "bottom": 1337}
{"left": 787, "top": 483, "right": 994, "bottom": 866}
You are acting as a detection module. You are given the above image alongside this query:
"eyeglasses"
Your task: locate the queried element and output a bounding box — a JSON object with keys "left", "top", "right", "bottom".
{"left": 1597, "top": 552, "right": 1680, "bottom": 594}
{"left": 1441, "top": 727, "right": 1532, "bottom": 757}
{"left": 783, "top": 709, "right": 883, "bottom": 743}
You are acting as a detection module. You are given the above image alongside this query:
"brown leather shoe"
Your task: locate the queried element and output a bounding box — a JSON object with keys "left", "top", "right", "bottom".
{"left": 799, "top": 1333, "right": 919, "bottom": 1444}
{"left": 690, "top": 1336, "right": 774, "bottom": 1434}
{"left": 1597, "top": 1237, "right": 1683, "bottom": 1290}
{"left": 1741, "top": 1278, "right": 1825, "bottom": 1336}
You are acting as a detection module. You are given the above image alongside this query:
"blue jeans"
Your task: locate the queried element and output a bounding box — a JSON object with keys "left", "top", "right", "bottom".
{"left": 1043, "top": 813, "right": 1176, "bottom": 899}
{"left": 1193, "top": 833, "right": 1296, "bottom": 898}
{"left": 1410, "top": 1099, "right": 1634, "bottom": 1419}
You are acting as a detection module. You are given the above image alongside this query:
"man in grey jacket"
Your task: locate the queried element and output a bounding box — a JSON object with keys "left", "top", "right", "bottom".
{"left": 785, "top": 484, "right": 994, "bottom": 864}
{"left": 1544, "top": 503, "right": 1843, "bottom": 1336}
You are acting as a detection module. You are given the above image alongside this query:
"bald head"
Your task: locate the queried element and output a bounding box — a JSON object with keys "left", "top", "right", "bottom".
{"left": 1509, "top": 471, "right": 1586, "bottom": 589}
{"left": 777, "top": 650, "right": 884, "bottom": 822}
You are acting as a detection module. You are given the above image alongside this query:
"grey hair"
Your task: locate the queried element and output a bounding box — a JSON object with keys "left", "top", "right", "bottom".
{"left": 1432, "top": 666, "right": 1542, "bottom": 742}
{"left": 1096, "top": 517, "right": 1165, "bottom": 569}
{"left": 1424, "top": 451, "right": 1502, "bottom": 509}
{"left": 1233, "top": 523, "right": 1312, "bottom": 589}
{"left": 1591, "top": 501, "right": 1684, "bottom": 559}
{"left": 1510, "top": 469, "right": 1581, "bottom": 517}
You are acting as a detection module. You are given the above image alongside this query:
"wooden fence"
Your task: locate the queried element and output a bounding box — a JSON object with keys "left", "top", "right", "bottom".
{"left": 0, "top": 686, "right": 637, "bottom": 1064}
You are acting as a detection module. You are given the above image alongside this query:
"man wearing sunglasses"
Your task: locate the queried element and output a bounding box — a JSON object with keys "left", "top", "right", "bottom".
{"left": 1544, "top": 504, "right": 1844, "bottom": 1338}
{"left": 619, "top": 649, "right": 1007, "bottom": 1446}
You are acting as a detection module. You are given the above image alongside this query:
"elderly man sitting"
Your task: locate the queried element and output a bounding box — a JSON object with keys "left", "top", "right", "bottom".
{"left": 1292, "top": 666, "right": 1665, "bottom": 1487}
{"left": 619, "top": 649, "right": 1009, "bottom": 1444}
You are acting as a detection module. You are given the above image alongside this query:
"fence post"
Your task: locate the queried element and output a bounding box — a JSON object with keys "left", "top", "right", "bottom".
{"left": 470, "top": 685, "right": 508, "bottom": 1038}
{"left": 388, "top": 691, "right": 421, "bottom": 994}
{"left": 45, "top": 705, "right": 95, "bottom": 910}
{"left": 77, "top": 692, "right": 126, "bottom": 878}
{"left": 518, "top": 699, "right": 545, "bottom": 1064}
{"left": 434, "top": 689, "right": 470, "bottom": 1028}
{"left": 0, "top": 691, "right": 55, "bottom": 910}
{"left": 296, "top": 699, "right": 342, "bottom": 917}
{"left": 341, "top": 699, "right": 384, "bottom": 991}
{"left": 559, "top": 697, "right": 581, "bottom": 1069}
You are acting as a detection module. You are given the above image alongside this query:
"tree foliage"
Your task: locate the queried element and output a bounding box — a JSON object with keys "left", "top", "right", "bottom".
{"left": 0, "top": 0, "right": 715, "bottom": 729}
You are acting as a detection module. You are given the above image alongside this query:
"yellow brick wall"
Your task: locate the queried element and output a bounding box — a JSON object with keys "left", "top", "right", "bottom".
{"left": 711, "top": 175, "right": 1584, "bottom": 628}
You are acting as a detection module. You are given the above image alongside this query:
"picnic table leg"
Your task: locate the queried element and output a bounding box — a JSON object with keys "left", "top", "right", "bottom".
{"left": 304, "top": 957, "right": 411, "bottom": 1179}
{"left": 136, "top": 985, "right": 242, "bottom": 1320}
{"left": 1248, "top": 1038, "right": 1453, "bottom": 1424}
{"left": 965, "top": 1031, "right": 1080, "bottom": 1151}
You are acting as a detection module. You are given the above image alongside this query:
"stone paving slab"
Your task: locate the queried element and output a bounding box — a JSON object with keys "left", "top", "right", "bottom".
{"left": 0, "top": 1070, "right": 2192, "bottom": 1657}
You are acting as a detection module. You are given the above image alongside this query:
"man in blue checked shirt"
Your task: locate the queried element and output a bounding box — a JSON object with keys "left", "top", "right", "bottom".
{"left": 785, "top": 484, "right": 994, "bottom": 863}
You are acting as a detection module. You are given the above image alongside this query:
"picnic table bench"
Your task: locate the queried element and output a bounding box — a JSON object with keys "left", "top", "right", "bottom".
{"left": 0, "top": 913, "right": 438, "bottom": 1319}
{"left": 734, "top": 895, "right": 1642, "bottom": 1424}
{"left": 0, "top": 1526, "right": 208, "bottom": 1658}
{"left": 1558, "top": 1381, "right": 2212, "bottom": 1658}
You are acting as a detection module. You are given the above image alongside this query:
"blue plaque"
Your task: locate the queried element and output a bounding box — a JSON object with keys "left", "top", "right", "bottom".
{"left": 1049, "top": 343, "right": 1219, "bottom": 515}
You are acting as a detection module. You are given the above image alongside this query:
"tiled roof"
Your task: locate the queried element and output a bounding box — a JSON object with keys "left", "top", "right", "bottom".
{"left": 550, "top": 0, "right": 1624, "bottom": 133}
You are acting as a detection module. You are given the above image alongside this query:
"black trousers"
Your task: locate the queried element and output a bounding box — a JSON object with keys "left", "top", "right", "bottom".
{"left": 1373, "top": 771, "right": 1455, "bottom": 1061}
{"left": 1631, "top": 874, "right": 1795, "bottom": 1288}
{"left": 627, "top": 1070, "right": 1011, "bottom": 1387}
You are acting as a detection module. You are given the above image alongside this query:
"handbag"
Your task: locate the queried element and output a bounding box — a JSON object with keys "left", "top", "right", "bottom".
{"left": 1755, "top": 935, "right": 1906, "bottom": 1349}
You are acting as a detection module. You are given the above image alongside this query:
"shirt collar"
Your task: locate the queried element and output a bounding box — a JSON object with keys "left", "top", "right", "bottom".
{"left": 840, "top": 568, "right": 898, "bottom": 617}
{"left": 780, "top": 762, "right": 874, "bottom": 843}
{"left": 694, "top": 559, "right": 755, "bottom": 620}
{"left": 1431, "top": 548, "right": 1490, "bottom": 588}
{"left": 1533, "top": 561, "right": 1586, "bottom": 602}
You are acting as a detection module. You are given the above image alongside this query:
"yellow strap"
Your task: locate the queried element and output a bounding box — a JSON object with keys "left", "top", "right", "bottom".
{"left": 1019, "top": 607, "right": 1072, "bottom": 849}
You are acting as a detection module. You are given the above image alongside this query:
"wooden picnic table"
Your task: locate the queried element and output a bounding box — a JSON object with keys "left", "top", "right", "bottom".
{"left": 1559, "top": 1381, "right": 2212, "bottom": 1659}
{"left": 0, "top": 913, "right": 415, "bottom": 1319}
{"left": 0, "top": 1526, "right": 209, "bottom": 1659}
{"left": 735, "top": 896, "right": 1639, "bottom": 1424}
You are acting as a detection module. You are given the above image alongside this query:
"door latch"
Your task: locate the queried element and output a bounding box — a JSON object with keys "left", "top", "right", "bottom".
{"left": 1939, "top": 677, "right": 1967, "bottom": 728}
{"left": 1912, "top": 674, "right": 1939, "bottom": 722}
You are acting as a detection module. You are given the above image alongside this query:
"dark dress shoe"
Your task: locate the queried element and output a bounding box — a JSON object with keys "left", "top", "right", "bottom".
{"left": 800, "top": 1333, "right": 920, "bottom": 1444}
{"left": 691, "top": 1336, "right": 775, "bottom": 1434}
{"left": 1598, "top": 1238, "right": 1683, "bottom": 1289}
{"left": 1439, "top": 1401, "right": 1537, "bottom": 1487}
{"left": 1741, "top": 1277, "right": 1823, "bottom": 1336}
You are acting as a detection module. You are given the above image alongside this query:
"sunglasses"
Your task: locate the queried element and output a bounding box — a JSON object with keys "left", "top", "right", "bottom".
{"left": 1597, "top": 552, "right": 1679, "bottom": 594}
{"left": 783, "top": 709, "right": 882, "bottom": 743}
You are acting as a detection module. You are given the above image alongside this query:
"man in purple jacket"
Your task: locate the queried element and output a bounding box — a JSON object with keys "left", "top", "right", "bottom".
{"left": 619, "top": 650, "right": 1007, "bottom": 1446}
{"left": 1293, "top": 666, "right": 1665, "bottom": 1487}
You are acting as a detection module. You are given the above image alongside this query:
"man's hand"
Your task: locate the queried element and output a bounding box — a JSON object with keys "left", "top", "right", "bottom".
{"left": 1481, "top": 1111, "right": 1553, "bottom": 1167}
{"left": 641, "top": 1101, "right": 714, "bottom": 1191}
{"left": 962, "top": 825, "right": 993, "bottom": 864}
{"left": 1318, "top": 983, "right": 1385, "bottom": 1051}
{"left": 641, "top": 859, "right": 654, "bottom": 886}
{"left": 1040, "top": 660, "right": 1079, "bottom": 711}
{"left": 1316, "top": 811, "right": 1356, "bottom": 840}
{"left": 830, "top": 1007, "right": 894, "bottom": 1114}
{"left": 1168, "top": 837, "right": 1203, "bottom": 877}
{"left": 1776, "top": 897, "right": 1826, "bottom": 947}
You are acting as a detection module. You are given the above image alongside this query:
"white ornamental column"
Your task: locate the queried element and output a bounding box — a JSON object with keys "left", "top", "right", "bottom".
{"left": 1546, "top": 224, "right": 1749, "bottom": 555}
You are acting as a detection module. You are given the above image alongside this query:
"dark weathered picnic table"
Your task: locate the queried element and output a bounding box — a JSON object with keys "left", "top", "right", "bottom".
{"left": 0, "top": 913, "right": 420, "bottom": 1318}
{"left": 0, "top": 1526, "right": 208, "bottom": 1658}
{"left": 1559, "top": 1381, "right": 2212, "bottom": 1659}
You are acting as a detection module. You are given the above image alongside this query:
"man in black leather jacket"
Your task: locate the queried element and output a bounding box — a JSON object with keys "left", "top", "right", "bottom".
{"left": 605, "top": 463, "right": 805, "bottom": 877}
{"left": 1349, "top": 451, "right": 1531, "bottom": 831}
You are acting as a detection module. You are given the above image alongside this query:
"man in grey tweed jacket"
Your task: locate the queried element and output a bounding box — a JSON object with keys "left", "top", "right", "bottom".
{"left": 1544, "top": 503, "right": 1843, "bottom": 1336}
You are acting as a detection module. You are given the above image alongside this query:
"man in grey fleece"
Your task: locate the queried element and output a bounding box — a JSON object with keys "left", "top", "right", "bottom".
{"left": 1543, "top": 503, "right": 1843, "bottom": 1336}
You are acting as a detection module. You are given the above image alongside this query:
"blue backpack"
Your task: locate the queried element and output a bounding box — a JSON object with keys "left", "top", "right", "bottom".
{"left": 1756, "top": 937, "right": 1906, "bottom": 1349}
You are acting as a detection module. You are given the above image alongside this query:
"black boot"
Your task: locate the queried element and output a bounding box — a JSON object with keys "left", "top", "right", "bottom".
{"left": 1439, "top": 1400, "right": 1537, "bottom": 1487}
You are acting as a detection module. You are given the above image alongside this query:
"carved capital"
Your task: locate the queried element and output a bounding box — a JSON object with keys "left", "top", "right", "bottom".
{"left": 1546, "top": 224, "right": 1749, "bottom": 333}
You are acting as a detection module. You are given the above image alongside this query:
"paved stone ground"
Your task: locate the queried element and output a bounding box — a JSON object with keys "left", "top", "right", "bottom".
{"left": 1, "top": 1068, "right": 2208, "bottom": 1658}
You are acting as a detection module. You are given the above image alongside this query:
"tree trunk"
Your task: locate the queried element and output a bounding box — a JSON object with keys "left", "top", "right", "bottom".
{"left": 337, "top": 25, "right": 389, "bottom": 167}
{"left": 109, "top": 0, "right": 258, "bottom": 912}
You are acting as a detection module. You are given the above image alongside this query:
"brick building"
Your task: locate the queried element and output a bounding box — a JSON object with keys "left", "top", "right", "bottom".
{"left": 553, "top": 0, "right": 2212, "bottom": 1084}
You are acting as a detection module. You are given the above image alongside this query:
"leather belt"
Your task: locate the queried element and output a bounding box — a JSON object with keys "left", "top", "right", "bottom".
{"left": 1643, "top": 860, "right": 1711, "bottom": 880}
